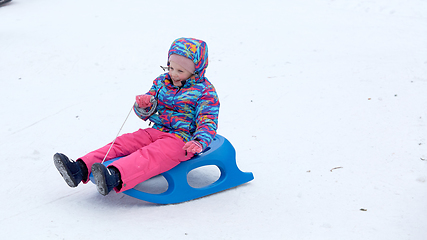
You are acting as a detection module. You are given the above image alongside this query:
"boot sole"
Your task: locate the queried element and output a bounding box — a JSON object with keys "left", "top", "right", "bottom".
{"left": 53, "top": 154, "right": 78, "bottom": 187}
{"left": 92, "top": 163, "right": 109, "bottom": 196}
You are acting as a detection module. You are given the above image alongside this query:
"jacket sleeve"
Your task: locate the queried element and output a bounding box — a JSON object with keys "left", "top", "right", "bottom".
{"left": 193, "top": 84, "right": 220, "bottom": 149}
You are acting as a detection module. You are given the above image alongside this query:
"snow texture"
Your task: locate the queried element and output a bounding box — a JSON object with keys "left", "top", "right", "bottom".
{"left": 1, "top": 0, "right": 426, "bottom": 239}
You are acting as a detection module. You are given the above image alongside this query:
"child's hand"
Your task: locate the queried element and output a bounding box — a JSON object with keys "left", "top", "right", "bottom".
{"left": 183, "top": 140, "right": 203, "bottom": 154}
{"left": 136, "top": 94, "right": 153, "bottom": 108}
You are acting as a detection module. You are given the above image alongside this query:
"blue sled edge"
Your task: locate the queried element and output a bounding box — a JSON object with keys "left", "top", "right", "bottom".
{"left": 89, "top": 135, "right": 254, "bottom": 204}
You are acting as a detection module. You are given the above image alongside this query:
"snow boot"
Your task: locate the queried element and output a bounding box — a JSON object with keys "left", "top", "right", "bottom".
{"left": 91, "top": 163, "right": 121, "bottom": 196}
{"left": 53, "top": 153, "right": 87, "bottom": 187}
{"left": 0, "top": 0, "right": 12, "bottom": 7}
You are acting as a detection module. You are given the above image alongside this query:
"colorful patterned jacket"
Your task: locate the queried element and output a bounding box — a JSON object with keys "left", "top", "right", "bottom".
{"left": 134, "top": 38, "right": 220, "bottom": 150}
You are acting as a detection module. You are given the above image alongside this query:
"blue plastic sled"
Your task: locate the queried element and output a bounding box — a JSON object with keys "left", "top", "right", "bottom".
{"left": 89, "top": 135, "right": 254, "bottom": 204}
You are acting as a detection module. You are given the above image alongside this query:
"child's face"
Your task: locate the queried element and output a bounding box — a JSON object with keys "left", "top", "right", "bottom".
{"left": 169, "top": 61, "right": 193, "bottom": 87}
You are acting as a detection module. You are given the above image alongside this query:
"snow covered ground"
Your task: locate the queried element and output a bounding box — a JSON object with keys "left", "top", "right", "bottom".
{"left": 1, "top": 0, "right": 426, "bottom": 239}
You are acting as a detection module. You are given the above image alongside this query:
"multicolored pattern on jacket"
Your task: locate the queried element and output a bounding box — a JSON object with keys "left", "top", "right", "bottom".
{"left": 134, "top": 38, "right": 219, "bottom": 150}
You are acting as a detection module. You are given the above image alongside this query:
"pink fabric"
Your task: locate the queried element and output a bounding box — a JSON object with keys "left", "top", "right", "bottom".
{"left": 183, "top": 140, "right": 203, "bottom": 153}
{"left": 78, "top": 128, "right": 194, "bottom": 192}
{"left": 135, "top": 94, "right": 152, "bottom": 108}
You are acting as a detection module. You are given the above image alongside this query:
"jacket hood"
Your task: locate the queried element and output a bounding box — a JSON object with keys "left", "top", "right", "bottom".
{"left": 168, "top": 38, "right": 209, "bottom": 81}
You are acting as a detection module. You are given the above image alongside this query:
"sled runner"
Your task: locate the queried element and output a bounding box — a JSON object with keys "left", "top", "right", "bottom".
{"left": 89, "top": 135, "right": 254, "bottom": 204}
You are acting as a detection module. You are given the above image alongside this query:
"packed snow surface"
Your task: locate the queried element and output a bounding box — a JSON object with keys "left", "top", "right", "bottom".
{"left": 1, "top": 0, "right": 426, "bottom": 239}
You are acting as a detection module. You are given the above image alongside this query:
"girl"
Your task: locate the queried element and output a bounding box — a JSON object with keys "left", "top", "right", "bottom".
{"left": 54, "top": 38, "right": 220, "bottom": 196}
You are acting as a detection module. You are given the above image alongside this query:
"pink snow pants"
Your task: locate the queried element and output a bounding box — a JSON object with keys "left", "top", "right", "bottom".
{"left": 78, "top": 128, "right": 194, "bottom": 193}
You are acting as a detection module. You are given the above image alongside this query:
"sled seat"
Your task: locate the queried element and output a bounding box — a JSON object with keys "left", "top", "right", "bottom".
{"left": 90, "top": 135, "right": 254, "bottom": 204}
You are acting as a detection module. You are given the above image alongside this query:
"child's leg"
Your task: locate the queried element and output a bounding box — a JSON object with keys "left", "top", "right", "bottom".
{"left": 77, "top": 128, "right": 156, "bottom": 183}
{"left": 108, "top": 129, "right": 194, "bottom": 192}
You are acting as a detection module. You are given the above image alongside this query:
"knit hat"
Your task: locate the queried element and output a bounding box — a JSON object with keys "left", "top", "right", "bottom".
{"left": 169, "top": 54, "right": 195, "bottom": 74}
